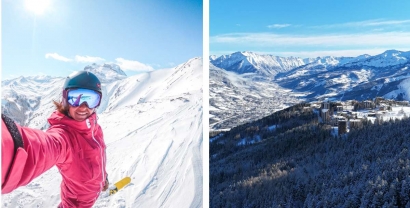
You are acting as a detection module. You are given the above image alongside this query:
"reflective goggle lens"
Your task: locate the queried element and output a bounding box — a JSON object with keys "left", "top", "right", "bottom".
{"left": 67, "top": 88, "right": 101, "bottom": 108}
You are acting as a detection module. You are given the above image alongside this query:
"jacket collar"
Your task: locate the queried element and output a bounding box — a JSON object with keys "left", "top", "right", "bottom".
{"left": 48, "top": 111, "right": 97, "bottom": 133}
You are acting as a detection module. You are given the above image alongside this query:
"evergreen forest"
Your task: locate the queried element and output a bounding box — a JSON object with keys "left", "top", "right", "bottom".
{"left": 210, "top": 104, "right": 410, "bottom": 207}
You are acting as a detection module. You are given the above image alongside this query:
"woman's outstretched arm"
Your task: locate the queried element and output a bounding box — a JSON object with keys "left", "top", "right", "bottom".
{"left": 1, "top": 114, "right": 69, "bottom": 194}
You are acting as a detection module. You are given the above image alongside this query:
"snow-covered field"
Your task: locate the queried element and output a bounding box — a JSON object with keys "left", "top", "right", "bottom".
{"left": 1, "top": 58, "right": 203, "bottom": 208}
{"left": 372, "top": 106, "right": 410, "bottom": 121}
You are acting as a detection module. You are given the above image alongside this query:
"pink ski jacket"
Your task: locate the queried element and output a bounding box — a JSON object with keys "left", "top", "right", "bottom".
{"left": 2, "top": 111, "right": 107, "bottom": 208}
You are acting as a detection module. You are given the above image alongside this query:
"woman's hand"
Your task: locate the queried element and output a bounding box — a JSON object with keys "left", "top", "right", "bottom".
{"left": 102, "top": 178, "right": 109, "bottom": 191}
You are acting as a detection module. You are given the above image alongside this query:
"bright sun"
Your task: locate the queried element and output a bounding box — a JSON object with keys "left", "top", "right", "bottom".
{"left": 25, "top": 0, "right": 51, "bottom": 15}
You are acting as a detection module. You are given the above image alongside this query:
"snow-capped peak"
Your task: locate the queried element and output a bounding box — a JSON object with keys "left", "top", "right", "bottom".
{"left": 84, "top": 63, "right": 127, "bottom": 83}
{"left": 213, "top": 50, "right": 410, "bottom": 79}
{"left": 382, "top": 49, "right": 404, "bottom": 57}
{"left": 211, "top": 51, "right": 306, "bottom": 77}
{"left": 209, "top": 55, "right": 218, "bottom": 61}
{"left": 343, "top": 49, "right": 410, "bottom": 68}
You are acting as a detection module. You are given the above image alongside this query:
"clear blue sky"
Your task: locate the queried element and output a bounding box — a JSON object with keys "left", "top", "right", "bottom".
{"left": 2, "top": 0, "right": 203, "bottom": 80}
{"left": 210, "top": 0, "right": 410, "bottom": 58}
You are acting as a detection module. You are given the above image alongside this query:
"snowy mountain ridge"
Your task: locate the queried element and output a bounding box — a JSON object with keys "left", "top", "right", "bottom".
{"left": 211, "top": 50, "right": 410, "bottom": 78}
{"left": 84, "top": 63, "right": 127, "bottom": 83}
{"left": 210, "top": 50, "right": 410, "bottom": 130}
{"left": 343, "top": 50, "right": 410, "bottom": 68}
{"left": 211, "top": 51, "right": 306, "bottom": 77}
{"left": 1, "top": 57, "right": 203, "bottom": 208}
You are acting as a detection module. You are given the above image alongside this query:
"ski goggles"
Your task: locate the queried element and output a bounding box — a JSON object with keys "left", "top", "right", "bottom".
{"left": 66, "top": 88, "right": 102, "bottom": 109}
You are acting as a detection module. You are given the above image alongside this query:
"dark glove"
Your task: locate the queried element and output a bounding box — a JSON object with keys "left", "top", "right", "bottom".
{"left": 102, "top": 178, "right": 109, "bottom": 191}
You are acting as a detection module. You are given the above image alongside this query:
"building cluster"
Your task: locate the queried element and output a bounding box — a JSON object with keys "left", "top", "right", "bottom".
{"left": 310, "top": 97, "right": 409, "bottom": 135}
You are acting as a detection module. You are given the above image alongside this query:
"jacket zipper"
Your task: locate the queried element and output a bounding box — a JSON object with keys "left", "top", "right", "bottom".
{"left": 89, "top": 118, "right": 105, "bottom": 199}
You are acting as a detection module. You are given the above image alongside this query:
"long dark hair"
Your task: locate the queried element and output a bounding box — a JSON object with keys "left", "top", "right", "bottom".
{"left": 53, "top": 100, "right": 69, "bottom": 116}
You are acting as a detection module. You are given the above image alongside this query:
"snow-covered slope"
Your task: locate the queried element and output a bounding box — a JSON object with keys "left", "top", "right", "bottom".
{"left": 1, "top": 75, "right": 65, "bottom": 130}
{"left": 1, "top": 57, "right": 203, "bottom": 208}
{"left": 209, "top": 63, "right": 304, "bottom": 131}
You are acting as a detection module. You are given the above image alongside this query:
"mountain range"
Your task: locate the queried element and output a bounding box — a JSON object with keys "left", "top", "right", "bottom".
{"left": 210, "top": 50, "right": 410, "bottom": 130}
{"left": 1, "top": 58, "right": 203, "bottom": 207}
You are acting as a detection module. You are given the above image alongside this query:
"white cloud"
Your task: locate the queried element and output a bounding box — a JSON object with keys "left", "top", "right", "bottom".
{"left": 75, "top": 55, "right": 105, "bottom": 63}
{"left": 358, "top": 19, "right": 410, "bottom": 26}
{"left": 45, "top": 53, "right": 105, "bottom": 63}
{"left": 311, "top": 19, "right": 410, "bottom": 29}
{"left": 211, "top": 19, "right": 410, "bottom": 59}
{"left": 267, "top": 24, "right": 291, "bottom": 29}
{"left": 210, "top": 32, "right": 410, "bottom": 48}
{"left": 115, "top": 58, "right": 154, "bottom": 72}
{"left": 272, "top": 48, "right": 410, "bottom": 58}
{"left": 211, "top": 48, "right": 410, "bottom": 59}
{"left": 45, "top": 53, "right": 72, "bottom": 62}
{"left": 44, "top": 54, "right": 157, "bottom": 72}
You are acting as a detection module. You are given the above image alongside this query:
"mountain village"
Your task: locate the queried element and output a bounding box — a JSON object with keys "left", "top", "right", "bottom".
{"left": 311, "top": 97, "right": 410, "bottom": 135}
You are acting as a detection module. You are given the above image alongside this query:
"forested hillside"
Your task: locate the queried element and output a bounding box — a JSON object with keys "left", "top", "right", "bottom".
{"left": 210, "top": 104, "right": 410, "bottom": 207}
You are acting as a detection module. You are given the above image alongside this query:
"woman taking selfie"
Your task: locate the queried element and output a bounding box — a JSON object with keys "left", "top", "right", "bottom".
{"left": 2, "top": 71, "right": 109, "bottom": 208}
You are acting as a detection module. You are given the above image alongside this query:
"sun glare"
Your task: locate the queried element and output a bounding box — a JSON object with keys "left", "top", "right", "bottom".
{"left": 25, "top": 0, "right": 51, "bottom": 15}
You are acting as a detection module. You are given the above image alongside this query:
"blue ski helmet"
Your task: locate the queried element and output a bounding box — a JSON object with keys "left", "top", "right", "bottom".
{"left": 63, "top": 71, "right": 102, "bottom": 92}
{"left": 62, "top": 71, "right": 102, "bottom": 108}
